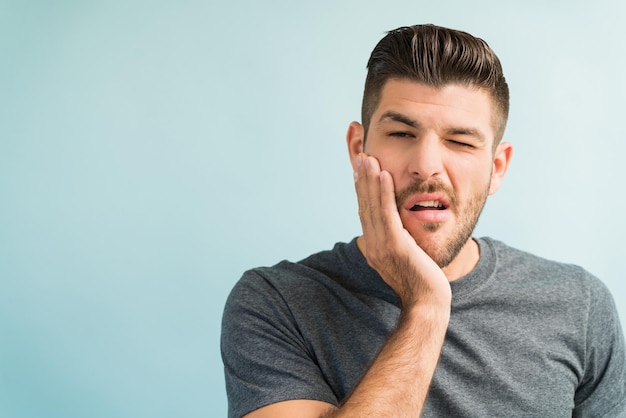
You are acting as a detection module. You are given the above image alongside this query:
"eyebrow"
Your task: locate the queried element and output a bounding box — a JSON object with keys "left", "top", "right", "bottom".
{"left": 444, "top": 127, "right": 486, "bottom": 142}
{"left": 378, "top": 111, "right": 421, "bottom": 129}
{"left": 377, "top": 110, "right": 487, "bottom": 143}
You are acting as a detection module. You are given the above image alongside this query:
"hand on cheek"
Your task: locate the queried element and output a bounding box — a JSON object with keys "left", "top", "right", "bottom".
{"left": 354, "top": 153, "right": 402, "bottom": 244}
{"left": 354, "top": 153, "right": 451, "bottom": 308}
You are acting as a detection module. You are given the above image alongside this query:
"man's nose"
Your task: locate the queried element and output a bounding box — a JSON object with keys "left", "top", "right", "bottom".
{"left": 407, "top": 135, "right": 444, "bottom": 180}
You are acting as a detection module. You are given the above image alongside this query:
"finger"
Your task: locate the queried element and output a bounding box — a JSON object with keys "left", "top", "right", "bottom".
{"left": 363, "top": 155, "right": 383, "bottom": 230}
{"left": 379, "top": 170, "right": 403, "bottom": 232}
{"left": 354, "top": 154, "right": 370, "bottom": 229}
{"left": 379, "top": 169, "right": 413, "bottom": 258}
{"left": 355, "top": 154, "right": 385, "bottom": 247}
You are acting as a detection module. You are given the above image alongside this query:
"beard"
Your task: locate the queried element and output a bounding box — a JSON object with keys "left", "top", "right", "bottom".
{"left": 395, "top": 178, "right": 490, "bottom": 268}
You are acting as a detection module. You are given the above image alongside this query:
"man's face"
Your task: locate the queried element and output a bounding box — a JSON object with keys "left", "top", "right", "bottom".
{"left": 349, "top": 79, "right": 510, "bottom": 268}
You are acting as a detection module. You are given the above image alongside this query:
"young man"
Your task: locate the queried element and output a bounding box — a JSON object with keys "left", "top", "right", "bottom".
{"left": 221, "top": 25, "right": 626, "bottom": 417}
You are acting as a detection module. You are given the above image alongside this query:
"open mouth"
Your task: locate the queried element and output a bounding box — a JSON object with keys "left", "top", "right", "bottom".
{"left": 409, "top": 200, "right": 447, "bottom": 211}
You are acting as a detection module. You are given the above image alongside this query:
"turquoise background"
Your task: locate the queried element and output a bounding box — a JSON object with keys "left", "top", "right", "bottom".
{"left": 1, "top": 1, "right": 624, "bottom": 417}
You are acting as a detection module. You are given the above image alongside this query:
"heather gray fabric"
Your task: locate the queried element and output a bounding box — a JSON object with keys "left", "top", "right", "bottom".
{"left": 221, "top": 238, "right": 626, "bottom": 418}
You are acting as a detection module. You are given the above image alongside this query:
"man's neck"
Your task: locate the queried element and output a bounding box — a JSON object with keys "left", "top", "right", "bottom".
{"left": 441, "top": 238, "right": 480, "bottom": 282}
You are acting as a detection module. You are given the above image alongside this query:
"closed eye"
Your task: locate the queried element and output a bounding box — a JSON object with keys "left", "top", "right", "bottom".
{"left": 447, "top": 139, "right": 474, "bottom": 148}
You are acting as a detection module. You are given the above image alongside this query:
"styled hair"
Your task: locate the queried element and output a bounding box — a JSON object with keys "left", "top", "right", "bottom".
{"left": 362, "top": 24, "right": 509, "bottom": 144}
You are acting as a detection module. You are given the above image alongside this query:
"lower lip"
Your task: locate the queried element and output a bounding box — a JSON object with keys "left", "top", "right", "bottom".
{"left": 403, "top": 208, "right": 451, "bottom": 223}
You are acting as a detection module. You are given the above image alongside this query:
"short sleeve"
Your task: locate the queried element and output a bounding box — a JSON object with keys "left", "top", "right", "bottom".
{"left": 573, "top": 277, "right": 626, "bottom": 417}
{"left": 221, "top": 270, "right": 338, "bottom": 418}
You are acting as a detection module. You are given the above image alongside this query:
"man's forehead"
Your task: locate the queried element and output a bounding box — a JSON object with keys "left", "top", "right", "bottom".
{"left": 377, "top": 79, "right": 491, "bottom": 105}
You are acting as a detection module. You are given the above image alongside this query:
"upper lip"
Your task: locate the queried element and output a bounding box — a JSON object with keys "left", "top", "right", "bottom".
{"left": 403, "top": 193, "right": 451, "bottom": 210}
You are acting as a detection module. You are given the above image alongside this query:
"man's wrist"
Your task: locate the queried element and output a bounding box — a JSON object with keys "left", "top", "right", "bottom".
{"left": 400, "top": 300, "right": 451, "bottom": 331}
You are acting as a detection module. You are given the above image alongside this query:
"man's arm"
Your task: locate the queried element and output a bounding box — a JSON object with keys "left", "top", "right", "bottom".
{"left": 246, "top": 154, "right": 451, "bottom": 418}
{"left": 245, "top": 302, "right": 447, "bottom": 417}
{"left": 573, "top": 276, "right": 626, "bottom": 417}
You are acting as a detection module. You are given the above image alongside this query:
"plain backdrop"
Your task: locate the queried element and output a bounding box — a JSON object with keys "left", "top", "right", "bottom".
{"left": 1, "top": 1, "right": 624, "bottom": 417}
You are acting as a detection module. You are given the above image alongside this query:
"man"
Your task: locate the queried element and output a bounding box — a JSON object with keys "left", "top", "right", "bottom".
{"left": 221, "top": 24, "right": 626, "bottom": 417}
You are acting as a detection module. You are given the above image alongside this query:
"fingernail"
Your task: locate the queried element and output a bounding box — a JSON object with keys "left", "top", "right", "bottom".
{"left": 356, "top": 155, "right": 362, "bottom": 168}
{"left": 353, "top": 171, "right": 359, "bottom": 182}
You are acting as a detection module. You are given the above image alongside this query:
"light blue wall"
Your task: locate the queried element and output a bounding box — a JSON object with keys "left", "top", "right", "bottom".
{"left": 1, "top": 1, "right": 624, "bottom": 416}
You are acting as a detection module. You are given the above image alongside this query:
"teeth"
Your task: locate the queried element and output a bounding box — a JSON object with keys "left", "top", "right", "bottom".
{"left": 416, "top": 200, "right": 443, "bottom": 208}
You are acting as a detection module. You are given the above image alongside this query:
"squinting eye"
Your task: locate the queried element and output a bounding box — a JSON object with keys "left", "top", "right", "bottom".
{"left": 448, "top": 140, "right": 473, "bottom": 148}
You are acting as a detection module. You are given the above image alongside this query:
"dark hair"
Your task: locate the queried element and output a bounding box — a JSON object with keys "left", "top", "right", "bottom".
{"left": 362, "top": 24, "right": 509, "bottom": 144}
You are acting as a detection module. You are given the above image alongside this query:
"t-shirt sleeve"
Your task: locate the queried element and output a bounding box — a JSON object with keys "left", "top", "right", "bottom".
{"left": 221, "top": 269, "right": 338, "bottom": 418}
{"left": 573, "top": 275, "right": 626, "bottom": 417}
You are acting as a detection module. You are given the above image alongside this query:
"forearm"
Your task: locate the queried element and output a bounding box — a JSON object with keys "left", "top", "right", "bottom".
{"left": 330, "top": 302, "right": 450, "bottom": 417}
{"left": 330, "top": 154, "right": 451, "bottom": 417}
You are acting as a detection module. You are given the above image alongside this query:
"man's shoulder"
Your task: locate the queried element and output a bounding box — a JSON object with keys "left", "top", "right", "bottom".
{"left": 248, "top": 240, "right": 353, "bottom": 277}
{"left": 485, "top": 237, "right": 582, "bottom": 270}
{"left": 230, "top": 240, "right": 361, "bottom": 299}
{"left": 481, "top": 237, "right": 609, "bottom": 295}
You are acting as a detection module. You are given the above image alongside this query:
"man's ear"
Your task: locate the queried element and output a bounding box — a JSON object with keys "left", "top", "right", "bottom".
{"left": 346, "top": 121, "right": 365, "bottom": 171}
{"left": 488, "top": 141, "right": 513, "bottom": 195}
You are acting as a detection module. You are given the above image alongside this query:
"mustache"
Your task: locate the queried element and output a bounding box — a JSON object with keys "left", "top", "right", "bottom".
{"left": 395, "top": 179, "right": 458, "bottom": 212}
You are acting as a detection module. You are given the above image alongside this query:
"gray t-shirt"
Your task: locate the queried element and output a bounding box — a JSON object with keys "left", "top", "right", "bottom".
{"left": 221, "top": 238, "right": 626, "bottom": 417}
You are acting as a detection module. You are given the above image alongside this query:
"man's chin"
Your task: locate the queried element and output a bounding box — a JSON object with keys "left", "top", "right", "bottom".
{"left": 409, "top": 228, "right": 466, "bottom": 269}
{"left": 421, "top": 222, "right": 443, "bottom": 233}
{"left": 404, "top": 221, "right": 445, "bottom": 238}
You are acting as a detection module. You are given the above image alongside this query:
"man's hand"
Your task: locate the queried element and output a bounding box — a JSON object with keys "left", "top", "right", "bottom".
{"left": 354, "top": 153, "right": 451, "bottom": 309}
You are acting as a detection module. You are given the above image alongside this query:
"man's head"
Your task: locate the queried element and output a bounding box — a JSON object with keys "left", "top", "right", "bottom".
{"left": 347, "top": 24, "right": 513, "bottom": 276}
{"left": 362, "top": 24, "right": 509, "bottom": 146}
